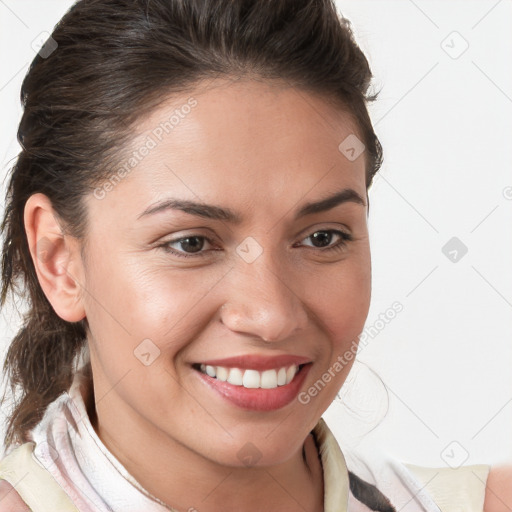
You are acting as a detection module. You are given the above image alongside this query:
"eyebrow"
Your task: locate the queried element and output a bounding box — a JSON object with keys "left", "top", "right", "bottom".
{"left": 137, "top": 188, "right": 366, "bottom": 223}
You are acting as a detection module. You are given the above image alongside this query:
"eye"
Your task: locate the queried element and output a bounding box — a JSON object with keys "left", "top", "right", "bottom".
{"left": 160, "top": 235, "right": 216, "bottom": 258}
{"left": 159, "top": 229, "right": 353, "bottom": 259}
{"left": 298, "top": 229, "right": 353, "bottom": 252}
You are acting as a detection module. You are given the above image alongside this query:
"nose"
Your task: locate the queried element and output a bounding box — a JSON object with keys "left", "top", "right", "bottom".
{"left": 219, "top": 256, "right": 309, "bottom": 343}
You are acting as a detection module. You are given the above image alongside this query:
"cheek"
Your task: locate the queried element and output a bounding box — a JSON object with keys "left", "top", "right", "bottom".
{"left": 84, "top": 257, "right": 226, "bottom": 359}
{"left": 298, "top": 255, "right": 370, "bottom": 416}
{"left": 307, "top": 251, "right": 371, "bottom": 347}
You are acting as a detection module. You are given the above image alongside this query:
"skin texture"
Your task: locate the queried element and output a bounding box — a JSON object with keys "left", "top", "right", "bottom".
{"left": 484, "top": 466, "right": 512, "bottom": 512}
{"left": 0, "top": 480, "right": 30, "bottom": 511}
{"left": 23, "top": 78, "right": 371, "bottom": 511}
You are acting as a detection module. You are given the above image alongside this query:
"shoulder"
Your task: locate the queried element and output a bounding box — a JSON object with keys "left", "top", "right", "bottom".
{"left": 344, "top": 446, "right": 493, "bottom": 512}
{"left": 0, "top": 479, "right": 31, "bottom": 511}
{"left": 484, "top": 466, "right": 512, "bottom": 512}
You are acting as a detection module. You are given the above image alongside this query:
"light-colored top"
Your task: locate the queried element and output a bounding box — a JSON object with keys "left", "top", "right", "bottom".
{"left": 0, "top": 364, "right": 490, "bottom": 511}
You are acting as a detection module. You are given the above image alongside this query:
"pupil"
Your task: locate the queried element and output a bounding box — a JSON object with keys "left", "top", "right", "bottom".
{"left": 312, "top": 231, "right": 331, "bottom": 247}
{"left": 181, "top": 237, "right": 203, "bottom": 253}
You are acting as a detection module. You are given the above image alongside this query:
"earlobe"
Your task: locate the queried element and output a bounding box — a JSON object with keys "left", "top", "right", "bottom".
{"left": 23, "top": 193, "right": 86, "bottom": 323}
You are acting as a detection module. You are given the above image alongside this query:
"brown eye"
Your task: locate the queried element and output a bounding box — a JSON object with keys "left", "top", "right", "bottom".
{"left": 160, "top": 235, "right": 215, "bottom": 258}
{"left": 175, "top": 236, "right": 204, "bottom": 253}
{"left": 300, "top": 230, "right": 352, "bottom": 250}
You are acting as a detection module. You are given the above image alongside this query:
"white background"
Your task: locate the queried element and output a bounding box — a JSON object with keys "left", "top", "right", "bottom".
{"left": 0, "top": 0, "right": 511, "bottom": 468}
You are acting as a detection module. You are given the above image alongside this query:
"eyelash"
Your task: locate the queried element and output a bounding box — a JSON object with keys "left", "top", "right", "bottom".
{"left": 159, "top": 229, "right": 353, "bottom": 259}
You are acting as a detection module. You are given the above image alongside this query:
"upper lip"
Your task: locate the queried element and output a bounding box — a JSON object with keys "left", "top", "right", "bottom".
{"left": 195, "top": 354, "right": 311, "bottom": 371}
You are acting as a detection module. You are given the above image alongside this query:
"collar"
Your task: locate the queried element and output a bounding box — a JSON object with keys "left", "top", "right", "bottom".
{"left": 311, "top": 417, "right": 350, "bottom": 511}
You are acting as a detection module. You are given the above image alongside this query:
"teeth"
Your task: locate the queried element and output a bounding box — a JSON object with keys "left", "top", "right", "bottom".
{"left": 242, "top": 369, "right": 260, "bottom": 388}
{"left": 216, "top": 366, "right": 229, "bottom": 381}
{"left": 227, "top": 368, "right": 243, "bottom": 386}
{"left": 277, "top": 367, "right": 287, "bottom": 386}
{"left": 286, "top": 365, "right": 296, "bottom": 383}
{"left": 261, "top": 369, "right": 278, "bottom": 389}
{"left": 198, "top": 364, "right": 300, "bottom": 389}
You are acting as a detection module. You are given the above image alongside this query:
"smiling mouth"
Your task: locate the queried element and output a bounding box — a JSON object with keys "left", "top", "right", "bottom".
{"left": 192, "top": 363, "right": 307, "bottom": 390}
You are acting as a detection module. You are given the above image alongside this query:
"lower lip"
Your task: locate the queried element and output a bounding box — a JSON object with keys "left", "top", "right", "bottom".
{"left": 194, "top": 364, "right": 312, "bottom": 411}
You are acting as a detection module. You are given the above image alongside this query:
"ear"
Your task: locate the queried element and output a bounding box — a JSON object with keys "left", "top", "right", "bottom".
{"left": 24, "top": 193, "right": 86, "bottom": 323}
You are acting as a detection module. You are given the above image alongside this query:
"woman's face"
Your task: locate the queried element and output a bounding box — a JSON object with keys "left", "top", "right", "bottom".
{"left": 80, "top": 78, "right": 371, "bottom": 467}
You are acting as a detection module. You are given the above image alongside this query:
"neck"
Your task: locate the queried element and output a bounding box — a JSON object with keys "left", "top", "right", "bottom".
{"left": 90, "top": 387, "right": 324, "bottom": 512}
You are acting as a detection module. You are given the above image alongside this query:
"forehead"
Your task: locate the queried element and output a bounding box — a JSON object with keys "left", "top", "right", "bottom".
{"left": 91, "top": 78, "right": 366, "bottom": 223}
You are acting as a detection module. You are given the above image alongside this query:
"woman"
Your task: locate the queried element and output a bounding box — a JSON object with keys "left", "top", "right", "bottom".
{"left": 0, "top": 0, "right": 508, "bottom": 510}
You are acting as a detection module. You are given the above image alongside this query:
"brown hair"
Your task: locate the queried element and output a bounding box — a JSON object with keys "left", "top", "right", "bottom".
{"left": 0, "top": 0, "right": 382, "bottom": 450}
